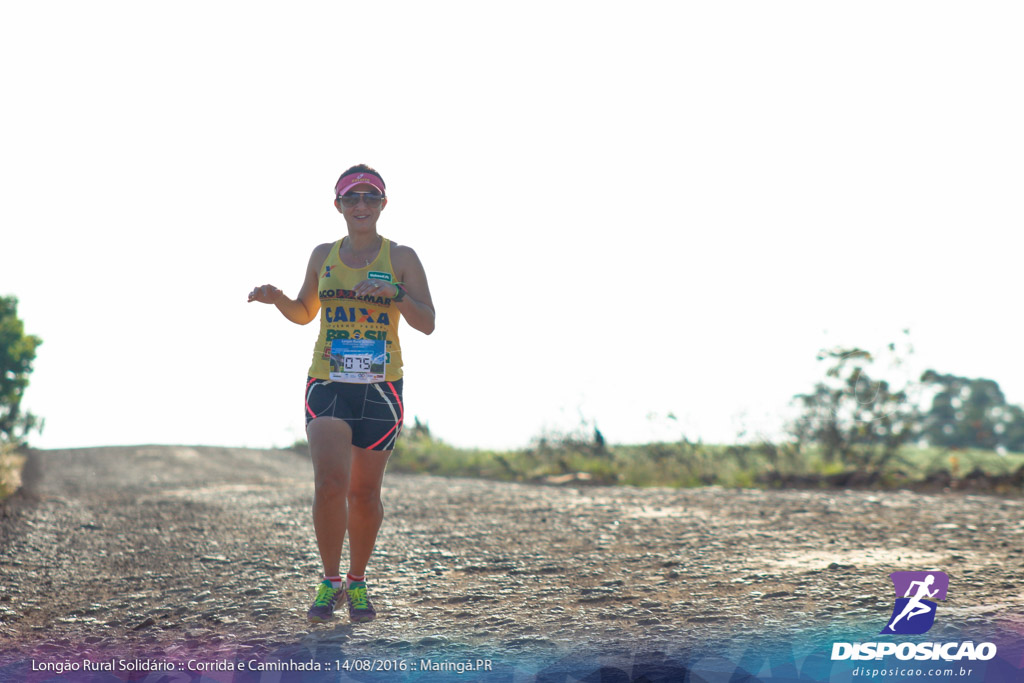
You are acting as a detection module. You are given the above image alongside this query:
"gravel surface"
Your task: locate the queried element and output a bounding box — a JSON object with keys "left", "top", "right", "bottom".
{"left": 1, "top": 446, "right": 1023, "bottom": 680}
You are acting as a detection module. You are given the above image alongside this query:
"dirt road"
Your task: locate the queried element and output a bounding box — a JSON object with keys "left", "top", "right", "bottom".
{"left": 1, "top": 446, "right": 1022, "bottom": 681}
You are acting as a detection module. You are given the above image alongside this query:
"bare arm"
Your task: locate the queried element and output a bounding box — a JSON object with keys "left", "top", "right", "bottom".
{"left": 247, "top": 245, "right": 328, "bottom": 325}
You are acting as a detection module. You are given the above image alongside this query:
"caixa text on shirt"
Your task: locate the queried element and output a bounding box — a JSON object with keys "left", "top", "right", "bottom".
{"left": 323, "top": 306, "right": 392, "bottom": 325}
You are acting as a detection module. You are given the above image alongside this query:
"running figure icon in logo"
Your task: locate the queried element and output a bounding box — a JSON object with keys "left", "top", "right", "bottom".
{"left": 881, "top": 571, "right": 949, "bottom": 635}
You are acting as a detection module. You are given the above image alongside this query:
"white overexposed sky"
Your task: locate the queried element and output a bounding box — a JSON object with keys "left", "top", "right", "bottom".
{"left": 2, "top": 2, "right": 1021, "bottom": 452}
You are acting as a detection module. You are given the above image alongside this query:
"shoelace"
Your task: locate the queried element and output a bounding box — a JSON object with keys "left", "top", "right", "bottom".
{"left": 314, "top": 583, "right": 339, "bottom": 607}
{"left": 347, "top": 583, "right": 369, "bottom": 609}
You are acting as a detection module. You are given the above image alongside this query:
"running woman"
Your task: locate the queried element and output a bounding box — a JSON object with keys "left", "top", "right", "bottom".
{"left": 248, "top": 165, "right": 435, "bottom": 623}
{"left": 887, "top": 573, "right": 939, "bottom": 631}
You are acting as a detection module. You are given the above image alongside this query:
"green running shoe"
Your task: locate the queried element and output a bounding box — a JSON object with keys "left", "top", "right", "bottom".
{"left": 307, "top": 580, "right": 341, "bottom": 623}
{"left": 344, "top": 580, "right": 377, "bottom": 623}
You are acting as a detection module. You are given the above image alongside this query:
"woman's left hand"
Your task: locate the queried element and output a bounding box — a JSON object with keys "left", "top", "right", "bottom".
{"left": 353, "top": 279, "right": 399, "bottom": 299}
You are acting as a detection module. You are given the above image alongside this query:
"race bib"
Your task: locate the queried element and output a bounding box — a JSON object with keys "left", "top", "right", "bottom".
{"left": 329, "top": 338, "right": 387, "bottom": 383}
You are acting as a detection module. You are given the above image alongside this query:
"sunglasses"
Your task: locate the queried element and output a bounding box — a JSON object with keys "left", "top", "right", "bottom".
{"left": 337, "top": 192, "right": 385, "bottom": 208}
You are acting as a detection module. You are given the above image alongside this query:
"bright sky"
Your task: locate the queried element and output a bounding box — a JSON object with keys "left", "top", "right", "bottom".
{"left": 2, "top": 2, "right": 1022, "bottom": 452}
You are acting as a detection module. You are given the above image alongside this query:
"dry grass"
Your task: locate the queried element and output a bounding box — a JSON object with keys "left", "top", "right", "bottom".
{"left": 0, "top": 442, "right": 26, "bottom": 501}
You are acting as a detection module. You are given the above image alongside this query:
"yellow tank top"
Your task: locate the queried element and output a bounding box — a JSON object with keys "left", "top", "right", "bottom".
{"left": 307, "top": 237, "right": 403, "bottom": 382}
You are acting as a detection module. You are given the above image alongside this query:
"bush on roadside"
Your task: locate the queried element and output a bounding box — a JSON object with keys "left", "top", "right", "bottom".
{"left": 1, "top": 295, "right": 43, "bottom": 448}
{"left": 0, "top": 441, "right": 26, "bottom": 501}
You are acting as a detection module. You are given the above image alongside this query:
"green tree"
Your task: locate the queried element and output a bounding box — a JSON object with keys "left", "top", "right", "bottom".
{"left": 1001, "top": 405, "right": 1024, "bottom": 452}
{"left": 919, "top": 371, "right": 1024, "bottom": 452}
{"left": 789, "top": 344, "right": 919, "bottom": 471}
{"left": 0, "top": 296, "right": 43, "bottom": 445}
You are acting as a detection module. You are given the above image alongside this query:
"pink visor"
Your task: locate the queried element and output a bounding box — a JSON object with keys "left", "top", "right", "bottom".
{"left": 335, "top": 172, "right": 385, "bottom": 197}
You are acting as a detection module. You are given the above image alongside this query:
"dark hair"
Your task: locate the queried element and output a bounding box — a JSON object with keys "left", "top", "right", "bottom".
{"left": 337, "top": 164, "right": 386, "bottom": 192}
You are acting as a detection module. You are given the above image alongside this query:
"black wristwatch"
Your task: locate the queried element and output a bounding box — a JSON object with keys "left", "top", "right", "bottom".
{"left": 393, "top": 284, "right": 406, "bottom": 302}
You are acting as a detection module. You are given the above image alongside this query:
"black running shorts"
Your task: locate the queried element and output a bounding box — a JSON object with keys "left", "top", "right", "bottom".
{"left": 304, "top": 377, "right": 404, "bottom": 451}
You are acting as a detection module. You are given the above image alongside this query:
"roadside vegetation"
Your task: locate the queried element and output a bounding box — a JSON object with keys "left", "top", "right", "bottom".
{"left": 0, "top": 295, "right": 42, "bottom": 503}
{"left": 374, "top": 420, "right": 1024, "bottom": 495}
{"left": 287, "top": 416, "right": 1024, "bottom": 495}
{"left": 351, "top": 334, "right": 1024, "bottom": 496}
{"left": 0, "top": 441, "right": 26, "bottom": 501}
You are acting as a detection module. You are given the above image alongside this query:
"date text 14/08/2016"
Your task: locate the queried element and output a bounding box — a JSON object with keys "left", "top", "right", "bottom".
{"left": 341, "top": 659, "right": 494, "bottom": 674}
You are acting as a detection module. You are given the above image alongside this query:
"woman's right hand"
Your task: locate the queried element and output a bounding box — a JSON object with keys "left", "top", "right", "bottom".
{"left": 247, "top": 284, "right": 283, "bottom": 304}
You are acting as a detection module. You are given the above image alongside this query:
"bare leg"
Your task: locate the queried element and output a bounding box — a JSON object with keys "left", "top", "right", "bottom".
{"left": 307, "top": 418, "right": 354, "bottom": 577}
{"left": 347, "top": 446, "right": 392, "bottom": 577}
